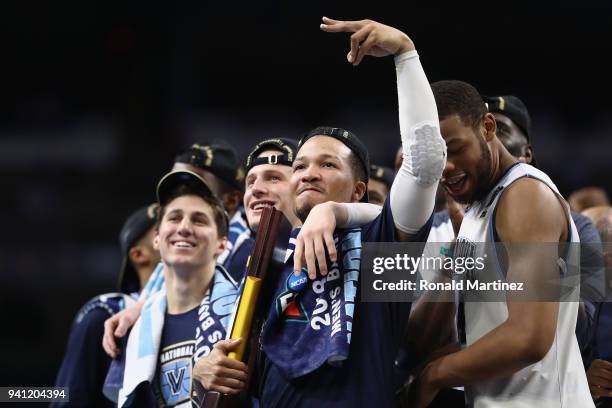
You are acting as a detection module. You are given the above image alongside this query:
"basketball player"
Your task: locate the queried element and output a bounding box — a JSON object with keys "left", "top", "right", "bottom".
{"left": 406, "top": 80, "right": 593, "bottom": 407}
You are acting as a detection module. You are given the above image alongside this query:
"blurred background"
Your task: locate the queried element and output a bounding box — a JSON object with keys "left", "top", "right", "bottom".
{"left": 1, "top": 1, "right": 610, "bottom": 386}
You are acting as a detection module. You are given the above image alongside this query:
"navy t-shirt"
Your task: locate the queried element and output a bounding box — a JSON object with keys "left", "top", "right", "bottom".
{"left": 153, "top": 307, "right": 202, "bottom": 408}
{"left": 258, "top": 199, "right": 432, "bottom": 408}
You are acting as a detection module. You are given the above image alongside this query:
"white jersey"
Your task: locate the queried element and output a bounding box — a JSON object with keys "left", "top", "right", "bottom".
{"left": 456, "top": 163, "right": 593, "bottom": 408}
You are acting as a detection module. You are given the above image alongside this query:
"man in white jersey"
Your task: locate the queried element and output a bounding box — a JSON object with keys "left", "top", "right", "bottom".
{"left": 407, "top": 80, "right": 593, "bottom": 407}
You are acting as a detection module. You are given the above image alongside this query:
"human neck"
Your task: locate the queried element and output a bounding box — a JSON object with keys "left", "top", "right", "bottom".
{"left": 488, "top": 139, "right": 519, "bottom": 192}
{"left": 164, "top": 261, "right": 216, "bottom": 314}
{"left": 136, "top": 264, "right": 155, "bottom": 292}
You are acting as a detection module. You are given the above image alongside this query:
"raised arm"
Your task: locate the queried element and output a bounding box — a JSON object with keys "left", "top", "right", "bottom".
{"left": 321, "top": 17, "right": 446, "bottom": 241}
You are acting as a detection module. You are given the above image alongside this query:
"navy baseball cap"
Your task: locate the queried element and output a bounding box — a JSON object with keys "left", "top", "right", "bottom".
{"left": 483, "top": 95, "right": 537, "bottom": 167}
{"left": 245, "top": 138, "right": 299, "bottom": 172}
{"left": 118, "top": 203, "right": 159, "bottom": 294}
{"left": 369, "top": 164, "right": 394, "bottom": 190}
{"left": 298, "top": 126, "right": 370, "bottom": 202}
{"left": 156, "top": 170, "right": 229, "bottom": 232}
{"left": 174, "top": 144, "right": 245, "bottom": 190}
{"left": 482, "top": 95, "right": 531, "bottom": 139}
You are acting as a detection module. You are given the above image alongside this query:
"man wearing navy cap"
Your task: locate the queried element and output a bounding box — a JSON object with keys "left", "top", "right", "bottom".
{"left": 368, "top": 164, "right": 395, "bottom": 205}
{"left": 229, "top": 17, "right": 445, "bottom": 408}
{"left": 482, "top": 95, "right": 536, "bottom": 166}
{"left": 53, "top": 204, "right": 160, "bottom": 407}
{"left": 102, "top": 144, "right": 250, "bottom": 355}
{"left": 173, "top": 143, "right": 249, "bottom": 278}
{"left": 173, "top": 143, "right": 245, "bottom": 222}
{"left": 116, "top": 170, "right": 243, "bottom": 408}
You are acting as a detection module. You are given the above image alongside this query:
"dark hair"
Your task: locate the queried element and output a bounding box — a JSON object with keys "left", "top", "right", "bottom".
{"left": 157, "top": 185, "right": 228, "bottom": 237}
{"left": 431, "top": 80, "right": 487, "bottom": 128}
{"left": 348, "top": 151, "right": 366, "bottom": 184}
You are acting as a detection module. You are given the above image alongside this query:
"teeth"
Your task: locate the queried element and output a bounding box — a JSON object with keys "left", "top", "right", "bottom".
{"left": 174, "top": 241, "right": 194, "bottom": 248}
{"left": 446, "top": 175, "right": 465, "bottom": 186}
{"left": 253, "top": 202, "right": 273, "bottom": 210}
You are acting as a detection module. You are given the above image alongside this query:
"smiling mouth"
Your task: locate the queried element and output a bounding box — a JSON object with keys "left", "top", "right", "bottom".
{"left": 171, "top": 240, "right": 196, "bottom": 249}
{"left": 443, "top": 174, "right": 467, "bottom": 195}
{"left": 250, "top": 200, "right": 275, "bottom": 211}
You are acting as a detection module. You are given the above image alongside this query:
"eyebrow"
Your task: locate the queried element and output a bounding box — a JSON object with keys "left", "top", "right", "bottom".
{"left": 166, "top": 208, "right": 209, "bottom": 219}
{"left": 294, "top": 153, "right": 341, "bottom": 162}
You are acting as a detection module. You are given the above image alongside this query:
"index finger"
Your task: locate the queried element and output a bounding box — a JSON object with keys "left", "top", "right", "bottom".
{"left": 294, "top": 235, "right": 304, "bottom": 275}
{"left": 320, "top": 16, "right": 366, "bottom": 33}
{"left": 103, "top": 318, "right": 119, "bottom": 357}
{"left": 218, "top": 356, "right": 249, "bottom": 372}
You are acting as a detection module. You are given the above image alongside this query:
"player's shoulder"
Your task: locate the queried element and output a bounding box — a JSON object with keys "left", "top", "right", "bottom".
{"left": 499, "top": 177, "right": 561, "bottom": 214}
{"left": 74, "top": 293, "right": 130, "bottom": 326}
{"left": 496, "top": 177, "right": 566, "bottom": 241}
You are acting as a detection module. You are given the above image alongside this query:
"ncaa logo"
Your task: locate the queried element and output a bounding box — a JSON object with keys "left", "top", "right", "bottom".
{"left": 288, "top": 273, "right": 307, "bottom": 292}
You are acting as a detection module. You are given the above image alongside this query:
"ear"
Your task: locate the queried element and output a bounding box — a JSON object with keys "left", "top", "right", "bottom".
{"left": 523, "top": 144, "right": 534, "bottom": 164}
{"left": 222, "top": 190, "right": 242, "bottom": 217}
{"left": 214, "top": 236, "right": 228, "bottom": 258}
{"left": 128, "top": 246, "right": 148, "bottom": 267}
{"left": 352, "top": 181, "right": 367, "bottom": 202}
{"left": 482, "top": 112, "right": 497, "bottom": 142}
{"left": 153, "top": 233, "right": 160, "bottom": 251}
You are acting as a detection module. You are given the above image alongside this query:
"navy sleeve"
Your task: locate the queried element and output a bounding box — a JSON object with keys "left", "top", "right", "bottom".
{"left": 226, "top": 237, "right": 253, "bottom": 282}
{"left": 52, "top": 307, "right": 115, "bottom": 408}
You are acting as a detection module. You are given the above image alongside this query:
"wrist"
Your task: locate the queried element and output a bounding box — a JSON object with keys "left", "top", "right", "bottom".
{"left": 395, "top": 36, "right": 415, "bottom": 55}
{"left": 424, "top": 357, "right": 446, "bottom": 389}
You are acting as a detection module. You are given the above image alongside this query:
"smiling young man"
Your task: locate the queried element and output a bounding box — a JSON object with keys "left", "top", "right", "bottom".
{"left": 243, "top": 138, "right": 302, "bottom": 231}
{"left": 116, "top": 170, "right": 243, "bottom": 408}
{"left": 406, "top": 81, "right": 593, "bottom": 407}
{"left": 171, "top": 143, "right": 248, "bottom": 280}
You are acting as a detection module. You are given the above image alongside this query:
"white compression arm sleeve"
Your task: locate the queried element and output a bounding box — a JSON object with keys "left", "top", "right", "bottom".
{"left": 339, "top": 203, "right": 382, "bottom": 228}
{"left": 390, "top": 50, "right": 446, "bottom": 234}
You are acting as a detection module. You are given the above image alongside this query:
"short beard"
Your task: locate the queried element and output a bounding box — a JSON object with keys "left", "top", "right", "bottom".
{"left": 295, "top": 202, "right": 313, "bottom": 224}
{"left": 470, "top": 136, "right": 493, "bottom": 203}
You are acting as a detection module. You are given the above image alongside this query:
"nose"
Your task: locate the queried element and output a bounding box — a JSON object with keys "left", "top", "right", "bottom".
{"left": 177, "top": 218, "right": 193, "bottom": 235}
{"left": 443, "top": 159, "right": 455, "bottom": 178}
{"left": 300, "top": 163, "right": 321, "bottom": 183}
{"left": 251, "top": 177, "right": 268, "bottom": 197}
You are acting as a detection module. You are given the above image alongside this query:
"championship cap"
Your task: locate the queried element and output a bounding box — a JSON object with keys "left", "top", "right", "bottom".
{"left": 482, "top": 95, "right": 532, "bottom": 139}
{"left": 483, "top": 95, "right": 537, "bottom": 166}
{"left": 245, "top": 138, "right": 299, "bottom": 172}
{"left": 174, "top": 144, "right": 244, "bottom": 190}
{"left": 369, "top": 164, "right": 394, "bottom": 190}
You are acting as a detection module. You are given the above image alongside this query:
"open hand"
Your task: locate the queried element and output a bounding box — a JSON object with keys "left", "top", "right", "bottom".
{"left": 294, "top": 202, "right": 338, "bottom": 279}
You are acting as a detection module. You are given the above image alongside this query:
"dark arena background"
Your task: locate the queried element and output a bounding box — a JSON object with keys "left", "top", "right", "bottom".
{"left": 1, "top": 1, "right": 611, "bottom": 387}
